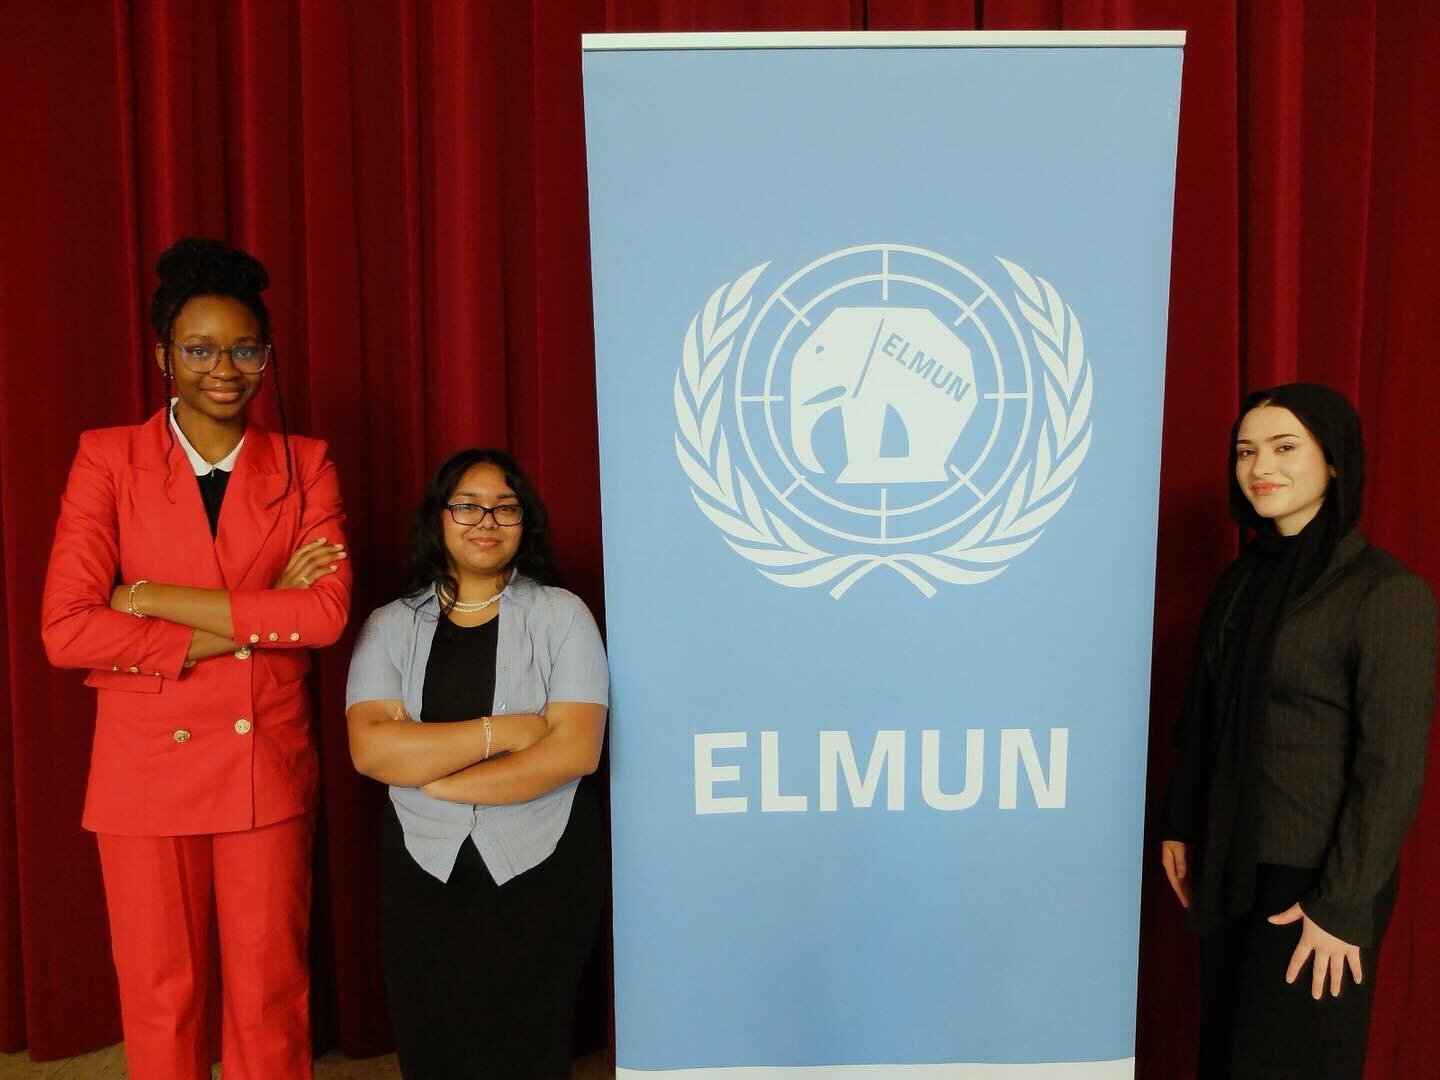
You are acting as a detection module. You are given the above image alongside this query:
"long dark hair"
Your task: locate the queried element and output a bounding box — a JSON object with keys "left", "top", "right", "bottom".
{"left": 410, "top": 448, "right": 560, "bottom": 607}
{"left": 150, "top": 236, "right": 293, "bottom": 505}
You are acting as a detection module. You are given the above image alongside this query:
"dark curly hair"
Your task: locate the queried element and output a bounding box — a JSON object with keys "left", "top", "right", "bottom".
{"left": 150, "top": 237, "right": 292, "bottom": 504}
{"left": 410, "top": 449, "right": 560, "bottom": 609}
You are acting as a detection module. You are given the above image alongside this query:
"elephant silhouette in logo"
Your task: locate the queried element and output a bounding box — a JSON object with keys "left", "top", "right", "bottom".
{"left": 790, "top": 307, "right": 979, "bottom": 484}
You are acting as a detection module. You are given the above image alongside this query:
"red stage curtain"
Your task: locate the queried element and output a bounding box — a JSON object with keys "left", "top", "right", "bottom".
{"left": 1, "top": 3, "right": 1435, "bottom": 1077}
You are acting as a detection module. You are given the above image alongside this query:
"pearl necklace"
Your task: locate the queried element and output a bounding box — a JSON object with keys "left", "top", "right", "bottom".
{"left": 438, "top": 576, "right": 509, "bottom": 613}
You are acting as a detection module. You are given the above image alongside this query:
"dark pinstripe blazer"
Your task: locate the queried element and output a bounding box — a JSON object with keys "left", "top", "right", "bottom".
{"left": 1168, "top": 529, "right": 1437, "bottom": 945}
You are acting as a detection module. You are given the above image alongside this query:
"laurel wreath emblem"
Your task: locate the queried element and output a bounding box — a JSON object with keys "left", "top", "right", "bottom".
{"left": 673, "top": 257, "right": 1093, "bottom": 599}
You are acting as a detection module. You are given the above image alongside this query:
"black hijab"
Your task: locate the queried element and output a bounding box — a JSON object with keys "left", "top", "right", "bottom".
{"left": 1225, "top": 382, "right": 1364, "bottom": 555}
{"left": 1191, "top": 383, "right": 1364, "bottom": 934}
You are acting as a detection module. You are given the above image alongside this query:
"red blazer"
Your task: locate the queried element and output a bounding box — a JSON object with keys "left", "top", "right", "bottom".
{"left": 41, "top": 410, "right": 353, "bottom": 836}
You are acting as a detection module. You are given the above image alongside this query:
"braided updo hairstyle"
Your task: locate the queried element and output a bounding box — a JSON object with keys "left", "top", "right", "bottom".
{"left": 150, "top": 237, "right": 293, "bottom": 504}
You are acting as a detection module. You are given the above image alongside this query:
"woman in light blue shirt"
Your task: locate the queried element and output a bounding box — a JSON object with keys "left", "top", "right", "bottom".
{"left": 346, "top": 448, "right": 608, "bottom": 1079}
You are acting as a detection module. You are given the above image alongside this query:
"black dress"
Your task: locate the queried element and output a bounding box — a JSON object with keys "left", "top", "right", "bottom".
{"left": 380, "top": 613, "right": 605, "bottom": 1079}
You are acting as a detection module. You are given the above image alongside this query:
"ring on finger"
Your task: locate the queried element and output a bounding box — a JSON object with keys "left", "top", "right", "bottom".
{"left": 300, "top": 575, "right": 311, "bottom": 585}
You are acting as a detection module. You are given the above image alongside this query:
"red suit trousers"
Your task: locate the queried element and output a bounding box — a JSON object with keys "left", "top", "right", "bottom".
{"left": 95, "top": 814, "right": 314, "bottom": 1080}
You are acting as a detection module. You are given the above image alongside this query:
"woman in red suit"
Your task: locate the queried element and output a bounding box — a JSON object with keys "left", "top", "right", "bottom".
{"left": 40, "top": 238, "right": 352, "bottom": 1079}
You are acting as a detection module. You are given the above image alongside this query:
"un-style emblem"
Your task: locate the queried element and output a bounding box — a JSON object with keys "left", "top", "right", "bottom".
{"left": 673, "top": 245, "right": 1093, "bottom": 598}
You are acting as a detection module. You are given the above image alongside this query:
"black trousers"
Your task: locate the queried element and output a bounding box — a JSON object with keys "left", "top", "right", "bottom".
{"left": 380, "top": 783, "right": 606, "bottom": 1080}
{"left": 1198, "top": 864, "right": 1391, "bottom": 1080}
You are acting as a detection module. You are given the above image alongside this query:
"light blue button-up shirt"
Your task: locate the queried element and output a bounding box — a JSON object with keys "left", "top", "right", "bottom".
{"left": 345, "top": 574, "right": 608, "bottom": 883}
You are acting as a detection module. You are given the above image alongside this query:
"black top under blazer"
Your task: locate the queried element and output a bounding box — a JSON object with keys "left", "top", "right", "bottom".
{"left": 1168, "top": 529, "right": 1438, "bottom": 946}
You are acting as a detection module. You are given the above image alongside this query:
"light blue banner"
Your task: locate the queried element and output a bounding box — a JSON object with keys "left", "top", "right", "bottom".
{"left": 583, "top": 32, "right": 1183, "bottom": 1077}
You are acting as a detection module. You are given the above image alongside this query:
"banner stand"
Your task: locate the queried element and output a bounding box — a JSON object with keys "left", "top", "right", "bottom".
{"left": 583, "top": 31, "right": 1185, "bottom": 1077}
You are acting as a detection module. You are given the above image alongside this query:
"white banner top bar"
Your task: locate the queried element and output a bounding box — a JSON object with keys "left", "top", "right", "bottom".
{"left": 582, "top": 30, "right": 1185, "bottom": 51}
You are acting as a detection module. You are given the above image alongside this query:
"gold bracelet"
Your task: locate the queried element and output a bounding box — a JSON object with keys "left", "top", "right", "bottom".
{"left": 482, "top": 715, "right": 493, "bottom": 760}
{"left": 127, "top": 580, "right": 150, "bottom": 618}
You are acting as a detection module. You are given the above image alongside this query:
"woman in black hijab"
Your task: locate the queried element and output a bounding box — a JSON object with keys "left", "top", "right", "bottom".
{"left": 1161, "top": 383, "right": 1436, "bottom": 1079}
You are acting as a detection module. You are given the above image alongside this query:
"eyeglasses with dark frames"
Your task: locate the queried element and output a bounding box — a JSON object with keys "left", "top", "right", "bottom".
{"left": 445, "top": 502, "right": 524, "bottom": 528}
{"left": 169, "top": 339, "right": 272, "bottom": 374}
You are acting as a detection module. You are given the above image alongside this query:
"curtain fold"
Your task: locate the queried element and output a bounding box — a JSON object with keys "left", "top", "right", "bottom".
{"left": 1, "top": 3, "right": 1436, "bottom": 1076}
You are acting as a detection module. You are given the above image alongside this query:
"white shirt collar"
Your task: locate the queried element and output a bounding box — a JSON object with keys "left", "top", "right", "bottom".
{"left": 169, "top": 400, "right": 244, "bottom": 476}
